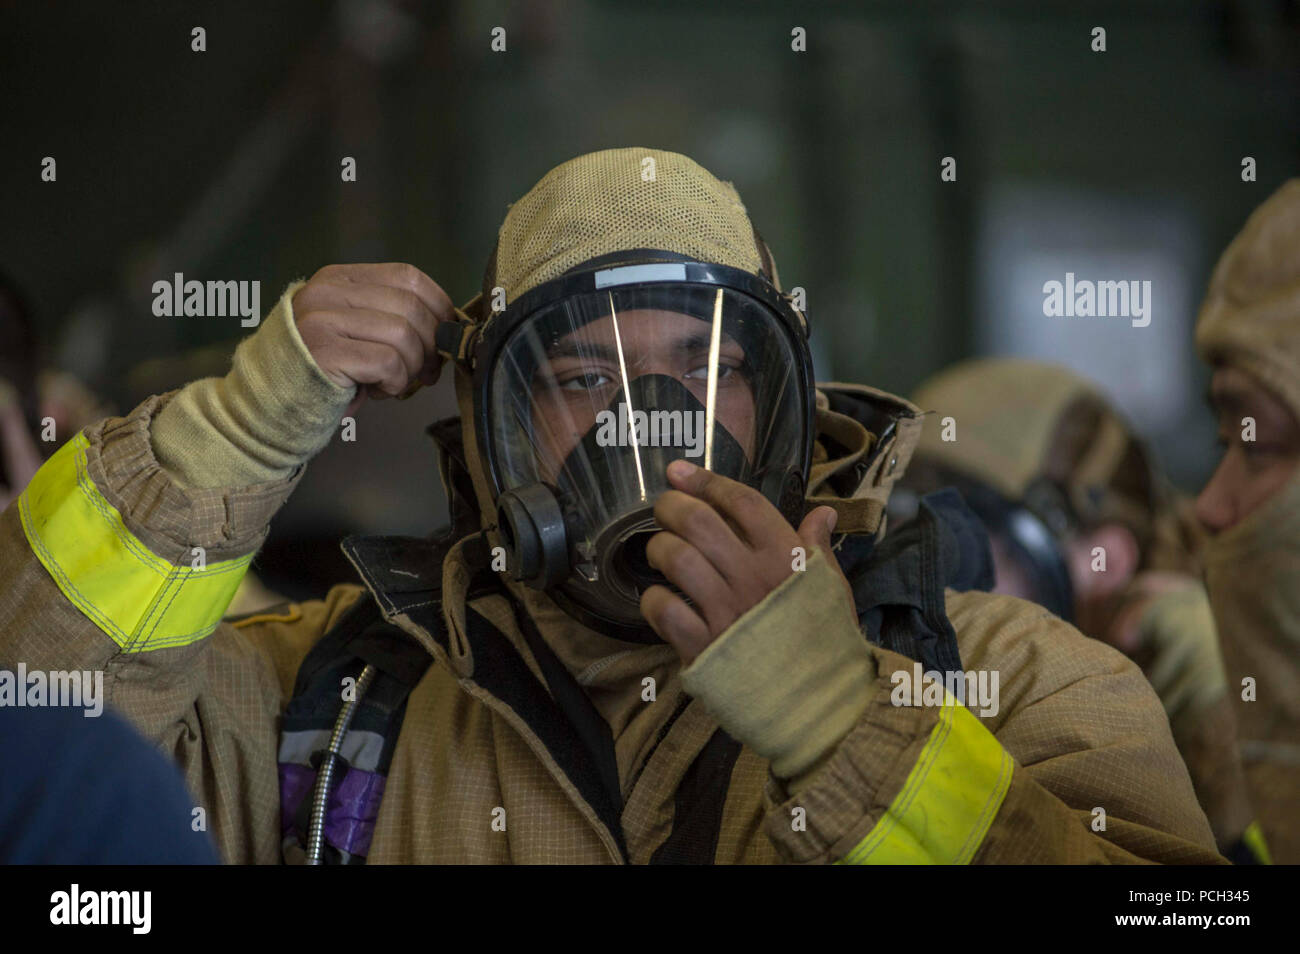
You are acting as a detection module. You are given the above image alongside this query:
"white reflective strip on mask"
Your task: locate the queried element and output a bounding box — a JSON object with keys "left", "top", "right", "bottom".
{"left": 593, "top": 263, "right": 688, "bottom": 288}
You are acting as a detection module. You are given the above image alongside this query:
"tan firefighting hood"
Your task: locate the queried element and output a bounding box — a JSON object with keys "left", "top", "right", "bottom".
{"left": 1195, "top": 178, "right": 1300, "bottom": 862}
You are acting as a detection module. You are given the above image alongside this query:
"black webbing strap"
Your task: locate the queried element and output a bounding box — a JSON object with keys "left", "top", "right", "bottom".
{"left": 501, "top": 589, "right": 628, "bottom": 857}
{"left": 649, "top": 728, "right": 743, "bottom": 865}
{"left": 837, "top": 488, "right": 996, "bottom": 677}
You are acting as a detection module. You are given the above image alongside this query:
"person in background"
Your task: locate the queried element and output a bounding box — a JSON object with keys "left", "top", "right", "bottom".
{"left": 900, "top": 358, "right": 1265, "bottom": 862}
{"left": 1194, "top": 179, "right": 1300, "bottom": 864}
{"left": 0, "top": 270, "right": 47, "bottom": 512}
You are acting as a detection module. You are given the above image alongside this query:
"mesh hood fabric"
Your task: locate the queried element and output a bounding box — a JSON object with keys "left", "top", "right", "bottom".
{"left": 1196, "top": 179, "right": 1300, "bottom": 424}
{"left": 482, "top": 147, "right": 767, "bottom": 321}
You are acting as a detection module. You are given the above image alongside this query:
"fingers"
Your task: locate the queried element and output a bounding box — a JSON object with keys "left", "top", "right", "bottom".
{"left": 645, "top": 460, "right": 824, "bottom": 651}
{"left": 797, "top": 505, "right": 856, "bottom": 622}
{"left": 654, "top": 458, "right": 802, "bottom": 590}
{"left": 296, "top": 264, "right": 454, "bottom": 392}
{"left": 796, "top": 505, "right": 837, "bottom": 556}
{"left": 652, "top": 487, "right": 749, "bottom": 583}
{"left": 296, "top": 278, "right": 437, "bottom": 358}
{"left": 297, "top": 279, "right": 444, "bottom": 380}
{"left": 308, "top": 263, "right": 454, "bottom": 323}
{"left": 321, "top": 308, "right": 428, "bottom": 378}
{"left": 639, "top": 584, "right": 712, "bottom": 662}
{"left": 309, "top": 331, "right": 416, "bottom": 398}
{"left": 664, "top": 459, "right": 780, "bottom": 546}
{"left": 644, "top": 530, "right": 741, "bottom": 633}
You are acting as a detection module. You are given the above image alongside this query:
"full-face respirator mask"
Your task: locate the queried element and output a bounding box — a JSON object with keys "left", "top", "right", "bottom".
{"left": 447, "top": 250, "right": 815, "bottom": 636}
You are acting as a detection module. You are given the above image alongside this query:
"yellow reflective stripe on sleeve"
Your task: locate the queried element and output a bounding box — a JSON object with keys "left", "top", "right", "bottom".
{"left": 18, "top": 432, "right": 253, "bottom": 652}
{"left": 837, "top": 695, "right": 1013, "bottom": 864}
{"left": 1241, "top": 820, "right": 1272, "bottom": 865}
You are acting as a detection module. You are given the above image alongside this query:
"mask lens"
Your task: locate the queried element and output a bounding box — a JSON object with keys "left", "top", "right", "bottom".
{"left": 483, "top": 280, "right": 809, "bottom": 624}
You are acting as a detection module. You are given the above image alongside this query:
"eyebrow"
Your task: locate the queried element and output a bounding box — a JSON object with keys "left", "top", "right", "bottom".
{"left": 545, "top": 340, "right": 616, "bottom": 361}
{"left": 543, "top": 331, "right": 738, "bottom": 361}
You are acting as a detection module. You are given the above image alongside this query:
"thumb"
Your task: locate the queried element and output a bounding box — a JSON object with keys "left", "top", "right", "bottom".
{"left": 797, "top": 505, "right": 837, "bottom": 556}
{"left": 796, "top": 506, "right": 856, "bottom": 623}
{"left": 343, "top": 389, "right": 366, "bottom": 419}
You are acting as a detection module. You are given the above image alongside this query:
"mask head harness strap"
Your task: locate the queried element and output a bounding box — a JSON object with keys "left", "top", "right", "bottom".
{"left": 435, "top": 312, "right": 479, "bottom": 365}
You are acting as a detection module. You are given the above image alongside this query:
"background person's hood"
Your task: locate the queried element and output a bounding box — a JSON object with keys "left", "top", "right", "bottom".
{"left": 1196, "top": 178, "right": 1300, "bottom": 425}
{"left": 909, "top": 357, "right": 1199, "bottom": 575}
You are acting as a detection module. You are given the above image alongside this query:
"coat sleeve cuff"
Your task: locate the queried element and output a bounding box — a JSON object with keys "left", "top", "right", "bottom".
{"left": 759, "top": 674, "right": 939, "bottom": 864}
{"left": 92, "top": 392, "right": 305, "bottom": 558}
{"left": 759, "top": 645, "right": 1014, "bottom": 865}
{"left": 150, "top": 281, "right": 355, "bottom": 489}
{"left": 679, "top": 546, "right": 877, "bottom": 782}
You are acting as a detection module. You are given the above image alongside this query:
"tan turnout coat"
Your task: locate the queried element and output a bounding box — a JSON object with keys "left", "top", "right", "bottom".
{"left": 0, "top": 383, "right": 1223, "bottom": 864}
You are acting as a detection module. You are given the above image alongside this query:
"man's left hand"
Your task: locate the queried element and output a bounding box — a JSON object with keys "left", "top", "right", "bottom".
{"left": 641, "top": 459, "right": 852, "bottom": 663}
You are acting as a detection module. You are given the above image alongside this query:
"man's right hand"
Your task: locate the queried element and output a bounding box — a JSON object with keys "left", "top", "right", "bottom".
{"left": 292, "top": 263, "right": 455, "bottom": 415}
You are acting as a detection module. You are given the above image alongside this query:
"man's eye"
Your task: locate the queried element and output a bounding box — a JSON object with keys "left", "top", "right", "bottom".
{"left": 560, "top": 372, "right": 612, "bottom": 391}
{"left": 684, "top": 364, "right": 735, "bottom": 381}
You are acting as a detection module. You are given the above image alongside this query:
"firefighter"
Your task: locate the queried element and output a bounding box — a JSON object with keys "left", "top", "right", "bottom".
{"left": 0, "top": 148, "right": 1221, "bottom": 863}
{"left": 1194, "top": 179, "right": 1300, "bottom": 864}
{"left": 903, "top": 358, "right": 1264, "bottom": 862}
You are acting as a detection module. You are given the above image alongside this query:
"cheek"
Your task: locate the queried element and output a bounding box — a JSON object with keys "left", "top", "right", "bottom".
{"left": 715, "top": 389, "right": 756, "bottom": 448}
{"left": 1243, "top": 454, "right": 1300, "bottom": 514}
{"left": 1198, "top": 447, "right": 1299, "bottom": 531}
{"left": 531, "top": 399, "right": 596, "bottom": 478}
{"left": 1195, "top": 451, "right": 1240, "bottom": 532}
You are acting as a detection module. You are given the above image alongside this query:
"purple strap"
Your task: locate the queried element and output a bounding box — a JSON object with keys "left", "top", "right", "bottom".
{"left": 279, "top": 762, "right": 388, "bottom": 858}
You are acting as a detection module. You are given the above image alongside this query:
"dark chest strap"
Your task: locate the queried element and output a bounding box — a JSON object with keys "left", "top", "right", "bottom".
{"left": 838, "top": 487, "right": 996, "bottom": 676}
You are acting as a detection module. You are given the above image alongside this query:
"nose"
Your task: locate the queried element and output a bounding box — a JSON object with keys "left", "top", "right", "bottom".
{"left": 1195, "top": 457, "right": 1237, "bottom": 535}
